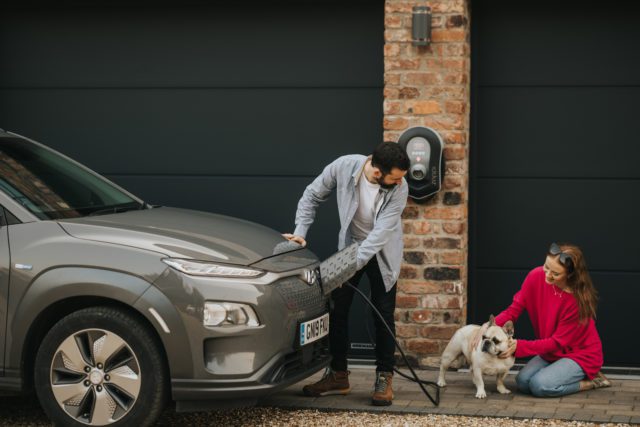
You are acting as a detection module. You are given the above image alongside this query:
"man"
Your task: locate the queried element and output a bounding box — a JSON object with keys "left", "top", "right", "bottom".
{"left": 284, "top": 141, "right": 409, "bottom": 406}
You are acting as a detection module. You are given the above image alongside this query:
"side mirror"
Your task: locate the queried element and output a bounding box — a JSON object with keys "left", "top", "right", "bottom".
{"left": 398, "top": 126, "right": 445, "bottom": 200}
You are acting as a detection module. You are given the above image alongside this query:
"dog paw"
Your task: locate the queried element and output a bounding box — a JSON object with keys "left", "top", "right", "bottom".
{"left": 475, "top": 390, "right": 487, "bottom": 399}
{"left": 437, "top": 379, "right": 447, "bottom": 387}
{"left": 497, "top": 387, "right": 511, "bottom": 394}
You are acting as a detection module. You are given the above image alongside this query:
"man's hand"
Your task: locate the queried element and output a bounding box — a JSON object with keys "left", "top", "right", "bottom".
{"left": 282, "top": 233, "right": 307, "bottom": 247}
{"left": 500, "top": 340, "right": 517, "bottom": 359}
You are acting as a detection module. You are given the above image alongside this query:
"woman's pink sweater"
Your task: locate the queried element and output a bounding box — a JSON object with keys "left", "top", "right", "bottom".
{"left": 495, "top": 267, "right": 603, "bottom": 379}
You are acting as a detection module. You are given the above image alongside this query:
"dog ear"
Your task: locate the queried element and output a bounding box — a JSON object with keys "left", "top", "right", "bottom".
{"left": 503, "top": 320, "right": 514, "bottom": 337}
{"left": 488, "top": 314, "right": 496, "bottom": 326}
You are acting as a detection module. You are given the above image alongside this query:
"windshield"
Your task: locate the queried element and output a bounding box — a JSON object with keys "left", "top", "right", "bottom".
{"left": 0, "top": 136, "right": 142, "bottom": 219}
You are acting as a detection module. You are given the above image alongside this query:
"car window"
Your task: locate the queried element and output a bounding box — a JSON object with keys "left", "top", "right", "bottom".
{"left": 1, "top": 207, "right": 20, "bottom": 225}
{"left": 0, "top": 137, "right": 141, "bottom": 219}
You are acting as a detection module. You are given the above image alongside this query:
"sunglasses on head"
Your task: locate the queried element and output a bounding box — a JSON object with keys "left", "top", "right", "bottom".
{"left": 548, "top": 243, "right": 574, "bottom": 273}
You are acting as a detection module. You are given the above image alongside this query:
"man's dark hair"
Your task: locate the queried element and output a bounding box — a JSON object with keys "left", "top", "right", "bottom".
{"left": 371, "top": 141, "right": 410, "bottom": 175}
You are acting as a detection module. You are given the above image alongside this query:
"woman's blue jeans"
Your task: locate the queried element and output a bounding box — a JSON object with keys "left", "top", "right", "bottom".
{"left": 516, "top": 356, "right": 586, "bottom": 397}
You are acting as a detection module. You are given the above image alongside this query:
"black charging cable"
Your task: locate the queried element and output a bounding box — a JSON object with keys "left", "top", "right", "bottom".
{"left": 345, "top": 282, "right": 440, "bottom": 406}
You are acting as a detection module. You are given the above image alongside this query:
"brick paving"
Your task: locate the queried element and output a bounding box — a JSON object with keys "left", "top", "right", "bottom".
{"left": 259, "top": 367, "right": 640, "bottom": 424}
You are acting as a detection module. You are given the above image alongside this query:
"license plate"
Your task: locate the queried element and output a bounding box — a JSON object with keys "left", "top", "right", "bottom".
{"left": 299, "top": 313, "right": 329, "bottom": 346}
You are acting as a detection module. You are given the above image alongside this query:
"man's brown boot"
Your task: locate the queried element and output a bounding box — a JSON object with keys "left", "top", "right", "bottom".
{"left": 372, "top": 371, "right": 393, "bottom": 406}
{"left": 302, "top": 369, "right": 350, "bottom": 397}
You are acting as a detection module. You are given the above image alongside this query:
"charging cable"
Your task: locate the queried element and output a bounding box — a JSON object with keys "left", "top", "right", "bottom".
{"left": 315, "top": 242, "right": 440, "bottom": 405}
{"left": 345, "top": 282, "right": 440, "bottom": 406}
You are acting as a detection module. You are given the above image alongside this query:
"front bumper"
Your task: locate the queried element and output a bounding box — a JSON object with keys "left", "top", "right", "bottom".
{"left": 154, "top": 265, "right": 330, "bottom": 401}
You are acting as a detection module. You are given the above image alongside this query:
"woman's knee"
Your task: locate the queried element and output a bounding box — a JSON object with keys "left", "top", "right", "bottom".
{"left": 529, "top": 375, "right": 560, "bottom": 397}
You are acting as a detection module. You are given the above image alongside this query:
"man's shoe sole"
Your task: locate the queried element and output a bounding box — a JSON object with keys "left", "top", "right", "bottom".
{"left": 303, "top": 387, "right": 351, "bottom": 397}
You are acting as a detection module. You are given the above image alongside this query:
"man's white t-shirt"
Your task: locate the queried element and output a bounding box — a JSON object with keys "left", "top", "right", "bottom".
{"left": 350, "top": 176, "right": 381, "bottom": 242}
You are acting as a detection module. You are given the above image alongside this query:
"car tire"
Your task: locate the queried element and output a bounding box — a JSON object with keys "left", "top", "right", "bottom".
{"left": 34, "top": 306, "right": 167, "bottom": 427}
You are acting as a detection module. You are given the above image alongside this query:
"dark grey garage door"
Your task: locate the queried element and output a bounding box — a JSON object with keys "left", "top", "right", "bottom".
{"left": 0, "top": 2, "right": 383, "bottom": 357}
{"left": 469, "top": 0, "right": 640, "bottom": 367}
{"left": 0, "top": 1, "right": 382, "bottom": 257}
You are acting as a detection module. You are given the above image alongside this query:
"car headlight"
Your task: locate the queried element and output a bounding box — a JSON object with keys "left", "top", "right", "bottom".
{"left": 162, "top": 258, "right": 264, "bottom": 278}
{"left": 203, "top": 302, "right": 260, "bottom": 327}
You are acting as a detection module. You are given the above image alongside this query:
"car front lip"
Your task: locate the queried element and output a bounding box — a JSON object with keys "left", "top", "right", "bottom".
{"left": 171, "top": 337, "right": 330, "bottom": 401}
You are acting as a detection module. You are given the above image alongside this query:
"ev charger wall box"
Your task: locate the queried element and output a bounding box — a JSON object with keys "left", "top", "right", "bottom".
{"left": 398, "top": 126, "right": 444, "bottom": 200}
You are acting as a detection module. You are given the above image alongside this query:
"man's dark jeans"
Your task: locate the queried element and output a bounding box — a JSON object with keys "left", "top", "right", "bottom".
{"left": 329, "top": 256, "right": 397, "bottom": 373}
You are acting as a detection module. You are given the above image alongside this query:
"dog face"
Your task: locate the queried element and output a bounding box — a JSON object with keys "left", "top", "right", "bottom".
{"left": 481, "top": 315, "right": 514, "bottom": 357}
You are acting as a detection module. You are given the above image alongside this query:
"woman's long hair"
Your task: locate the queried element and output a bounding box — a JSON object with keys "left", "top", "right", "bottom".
{"left": 551, "top": 243, "right": 598, "bottom": 323}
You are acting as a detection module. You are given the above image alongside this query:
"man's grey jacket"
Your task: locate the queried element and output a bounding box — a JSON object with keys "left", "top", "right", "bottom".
{"left": 294, "top": 154, "right": 409, "bottom": 292}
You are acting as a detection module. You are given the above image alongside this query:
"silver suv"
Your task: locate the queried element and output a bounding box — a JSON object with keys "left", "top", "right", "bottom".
{"left": 0, "top": 130, "right": 330, "bottom": 426}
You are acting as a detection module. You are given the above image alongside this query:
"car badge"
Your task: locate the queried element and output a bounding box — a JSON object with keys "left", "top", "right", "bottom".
{"left": 302, "top": 268, "right": 320, "bottom": 286}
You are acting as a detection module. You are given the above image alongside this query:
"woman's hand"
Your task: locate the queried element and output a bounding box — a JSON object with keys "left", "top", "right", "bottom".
{"left": 500, "top": 339, "right": 517, "bottom": 358}
{"left": 282, "top": 233, "right": 307, "bottom": 247}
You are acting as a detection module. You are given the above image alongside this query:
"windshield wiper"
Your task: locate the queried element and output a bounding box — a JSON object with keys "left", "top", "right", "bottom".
{"left": 86, "top": 202, "right": 145, "bottom": 217}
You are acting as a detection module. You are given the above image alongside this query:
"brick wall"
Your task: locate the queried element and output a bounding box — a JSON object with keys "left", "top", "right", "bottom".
{"left": 384, "top": 0, "right": 471, "bottom": 368}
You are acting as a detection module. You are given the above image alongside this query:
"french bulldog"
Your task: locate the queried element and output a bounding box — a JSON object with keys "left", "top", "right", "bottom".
{"left": 437, "top": 315, "right": 515, "bottom": 399}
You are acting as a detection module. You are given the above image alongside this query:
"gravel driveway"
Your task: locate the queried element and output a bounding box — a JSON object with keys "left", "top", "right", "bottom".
{"left": 157, "top": 408, "right": 633, "bottom": 426}
{"left": 0, "top": 395, "right": 632, "bottom": 427}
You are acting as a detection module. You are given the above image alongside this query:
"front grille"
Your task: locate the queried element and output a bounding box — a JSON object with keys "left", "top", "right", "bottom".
{"left": 273, "top": 276, "right": 329, "bottom": 321}
{"left": 266, "top": 337, "right": 330, "bottom": 384}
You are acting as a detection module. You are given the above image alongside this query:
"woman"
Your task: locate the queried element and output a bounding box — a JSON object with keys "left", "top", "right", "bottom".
{"left": 493, "top": 242, "right": 610, "bottom": 397}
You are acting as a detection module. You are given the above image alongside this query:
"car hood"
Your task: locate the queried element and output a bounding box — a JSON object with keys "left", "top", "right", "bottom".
{"left": 58, "top": 207, "right": 314, "bottom": 267}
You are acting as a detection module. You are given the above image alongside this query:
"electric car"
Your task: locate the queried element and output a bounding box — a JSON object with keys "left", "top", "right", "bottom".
{"left": 0, "top": 130, "right": 330, "bottom": 426}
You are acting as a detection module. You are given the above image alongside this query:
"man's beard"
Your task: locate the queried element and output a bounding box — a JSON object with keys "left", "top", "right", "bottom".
{"left": 376, "top": 175, "right": 397, "bottom": 190}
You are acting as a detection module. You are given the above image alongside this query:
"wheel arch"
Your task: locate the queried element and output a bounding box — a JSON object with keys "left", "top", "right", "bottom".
{"left": 9, "top": 267, "right": 193, "bottom": 394}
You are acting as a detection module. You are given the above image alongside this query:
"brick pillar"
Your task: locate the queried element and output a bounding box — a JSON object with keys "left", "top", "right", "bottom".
{"left": 384, "top": 0, "right": 471, "bottom": 368}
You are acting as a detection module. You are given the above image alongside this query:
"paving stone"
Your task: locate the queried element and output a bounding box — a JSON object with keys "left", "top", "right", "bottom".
{"left": 553, "top": 402, "right": 584, "bottom": 409}
{"left": 581, "top": 398, "right": 612, "bottom": 404}
{"left": 553, "top": 410, "right": 576, "bottom": 420}
{"left": 589, "top": 403, "right": 634, "bottom": 411}
{"left": 605, "top": 410, "right": 640, "bottom": 417}
{"left": 560, "top": 396, "right": 589, "bottom": 403}
{"left": 537, "top": 397, "right": 563, "bottom": 404}
{"left": 512, "top": 395, "right": 541, "bottom": 402}
{"left": 629, "top": 415, "right": 640, "bottom": 424}
{"left": 456, "top": 407, "right": 479, "bottom": 416}
{"left": 443, "top": 388, "right": 477, "bottom": 395}
{"left": 485, "top": 394, "right": 515, "bottom": 401}
{"left": 495, "top": 410, "right": 517, "bottom": 417}
{"left": 571, "top": 413, "right": 593, "bottom": 422}
{"left": 508, "top": 405, "right": 546, "bottom": 412}
{"left": 590, "top": 414, "right": 613, "bottom": 423}
{"left": 412, "top": 406, "right": 445, "bottom": 415}
{"left": 534, "top": 405, "right": 563, "bottom": 414}
{"left": 513, "top": 411, "right": 536, "bottom": 419}
{"left": 476, "top": 409, "right": 499, "bottom": 417}
{"left": 610, "top": 397, "right": 638, "bottom": 405}
{"left": 406, "top": 401, "right": 429, "bottom": 408}
{"left": 533, "top": 412, "right": 557, "bottom": 419}
{"left": 435, "top": 400, "right": 459, "bottom": 409}
{"left": 457, "top": 402, "right": 504, "bottom": 410}
{"left": 610, "top": 415, "right": 632, "bottom": 423}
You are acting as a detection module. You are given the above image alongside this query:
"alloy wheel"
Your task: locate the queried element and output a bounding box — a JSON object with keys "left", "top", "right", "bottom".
{"left": 49, "top": 329, "right": 141, "bottom": 425}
